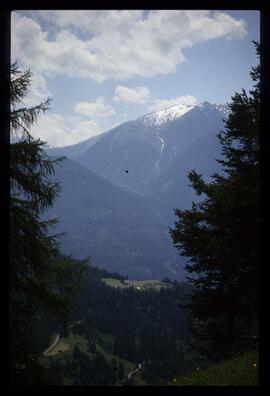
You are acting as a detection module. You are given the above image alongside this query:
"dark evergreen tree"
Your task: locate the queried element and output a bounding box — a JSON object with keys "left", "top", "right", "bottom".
{"left": 73, "top": 345, "right": 81, "bottom": 360}
{"left": 111, "top": 357, "right": 117, "bottom": 371}
{"left": 10, "top": 63, "right": 86, "bottom": 384}
{"left": 170, "top": 42, "right": 260, "bottom": 360}
{"left": 118, "top": 360, "right": 125, "bottom": 380}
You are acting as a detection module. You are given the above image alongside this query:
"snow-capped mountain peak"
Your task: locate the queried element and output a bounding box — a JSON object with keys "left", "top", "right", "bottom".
{"left": 138, "top": 103, "right": 195, "bottom": 127}
{"left": 137, "top": 101, "right": 229, "bottom": 128}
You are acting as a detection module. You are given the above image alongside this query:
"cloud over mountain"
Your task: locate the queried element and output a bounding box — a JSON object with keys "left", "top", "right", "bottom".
{"left": 12, "top": 10, "right": 247, "bottom": 82}
{"left": 30, "top": 113, "right": 103, "bottom": 147}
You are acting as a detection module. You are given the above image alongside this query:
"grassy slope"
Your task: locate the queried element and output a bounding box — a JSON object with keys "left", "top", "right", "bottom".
{"left": 169, "top": 349, "right": 258, "bottom": 386}
{"left": 39, "top": 331, "right": 93, "bottom": 368}
{"left": 101, "top": 278, "right": 173, "bottom": 290}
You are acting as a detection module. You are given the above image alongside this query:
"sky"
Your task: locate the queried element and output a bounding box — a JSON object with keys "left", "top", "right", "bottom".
{"left": 11, "top": 10, "right": 260, "bottom": 147}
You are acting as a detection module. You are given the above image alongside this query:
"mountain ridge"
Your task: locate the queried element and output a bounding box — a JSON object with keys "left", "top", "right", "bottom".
{"left": 46, "top": 101, "right": 229, "bottom": 158}
{"left": 75, "top": 101, "right": 228, "bottom": 197}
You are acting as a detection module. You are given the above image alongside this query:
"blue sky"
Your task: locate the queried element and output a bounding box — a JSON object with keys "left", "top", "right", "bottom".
{"left": 11, "top": 10, "right": 260, "bottom": 147}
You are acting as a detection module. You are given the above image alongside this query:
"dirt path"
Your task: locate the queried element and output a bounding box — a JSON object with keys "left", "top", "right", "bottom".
{"left": 116, "top": 363, "right": 143, "bottom": 385}
{"left": 127, "top": 365, "right": 141, "bottom": 379}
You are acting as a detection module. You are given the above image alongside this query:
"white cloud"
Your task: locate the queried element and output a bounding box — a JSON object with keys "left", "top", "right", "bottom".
{"left": 72, "top": 119, "right": 103, "bottom": 139}
{"left": 114, "top": 85, "right": 151, "bottom": 104}
{"left": 12, "top": 10, "right": 247, "bottom": 82}
{"left": 29, "top": 113, "right": 103, "bottom": 147}
{"left": 22, "top": 72, "right": 51, "bottom": 107}
{"left": 148, "top": 95, "right": 198, "bottom": 112}
{"left": 74, "top": 97, "right": 115, "bottom": 117}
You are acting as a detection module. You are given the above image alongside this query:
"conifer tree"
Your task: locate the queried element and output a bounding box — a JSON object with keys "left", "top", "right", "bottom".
{"left": 118, "top": 360, "right": 125, "bottom": 380}
{"left": 170, "top": 42, "right": 260, "bottom": 360}
{"left": 10, "top": 63, "right": 86, "bottom": 383}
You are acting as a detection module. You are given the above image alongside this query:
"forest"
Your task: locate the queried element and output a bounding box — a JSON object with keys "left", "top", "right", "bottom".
{"left": 31, "top": 264, "right": 200, "bottom": 385}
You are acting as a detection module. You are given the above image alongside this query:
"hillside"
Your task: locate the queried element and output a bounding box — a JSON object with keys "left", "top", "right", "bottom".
{"left": 45, "top": 157, "right": 184, "bottom": 280}
{"left": 36, "top": 264, "right": 197, "bottom": 386}
{"left": 39, "top": 330, "right": 145, "bottom": 386}
{"left": 169, "top": 349, "right": 258, "bottom": 386}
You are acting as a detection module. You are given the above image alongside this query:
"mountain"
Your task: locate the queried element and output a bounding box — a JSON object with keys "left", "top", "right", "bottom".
{"left": 137, "top": 102, "right": 195, "bottom": 127}
{"left": 45, "top": 158, "right": 185, "bottom": 280}
{"left": 45, "top": 101, "right": 228, "bottom": 279}
{"left": 48, "top": 102, "right": 227, "bottom": 201}
{"left": 48, "top": 102, "right": 227, "bottom": 220}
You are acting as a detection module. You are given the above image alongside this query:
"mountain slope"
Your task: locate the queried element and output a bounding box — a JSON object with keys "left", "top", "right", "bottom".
{"left": 46, "top": 133, "right": 106, "bottom": 160}
{"left": 46, "top": 158, "right": 185, "bottom": 279}
{"left": 145, "top": 122, "right": 223, "bottom": 224}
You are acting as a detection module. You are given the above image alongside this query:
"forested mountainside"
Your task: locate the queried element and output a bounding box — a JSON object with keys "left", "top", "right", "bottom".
{"left": 34, "top": 262, "right": 202, "bottom": 386}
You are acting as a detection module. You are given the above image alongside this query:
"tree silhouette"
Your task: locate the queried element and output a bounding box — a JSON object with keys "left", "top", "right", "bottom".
{"left": 10, "top": 63, "right": 86, "bottom": 384}
{"left": 170, "top": 42, "right": 260, "bottom": 360}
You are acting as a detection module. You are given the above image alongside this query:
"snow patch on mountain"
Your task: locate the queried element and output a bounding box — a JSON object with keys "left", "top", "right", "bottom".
{"left": 155, "top": 131, "right": 165, "bottom": 174}
{"left": 157, "top": 134, "right": 165, "bottom": 152}
{"left": 137, "top": 101, "right": 230, "bottom": 128}
{"left": 138, "top": 104, "right": 195, "bottom": 127}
